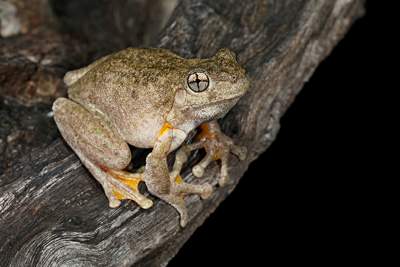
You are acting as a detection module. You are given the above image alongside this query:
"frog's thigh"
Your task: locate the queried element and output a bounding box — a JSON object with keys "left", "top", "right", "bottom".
{"left": 53, "top": 97, "right": 131, "bottom": 170}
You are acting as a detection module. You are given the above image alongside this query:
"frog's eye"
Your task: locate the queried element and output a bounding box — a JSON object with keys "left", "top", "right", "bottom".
{"left": 187, "top": 72, "right": 209, "bottom": 92}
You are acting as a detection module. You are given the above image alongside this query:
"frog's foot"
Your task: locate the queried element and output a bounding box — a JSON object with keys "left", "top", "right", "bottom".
{"left": 171, "top": 150, "right": 213, "bottom": 200}
{"left": 171, "top": 159, "right": 213, "bottom": 226}
{"left": 146, "top": 177, "right": 212, "bottom": 227}
{"left": 150, "top": 153, "right": 212, "bottom": 227}
{"left": 158, "top": 175, "right": 213, "bottom": 227}
{"left": 101, "top": 167, "right": 153, "bottom": 209}
{"left": 188, "top": 121, "right": 247, "bottom": 186}
{"left": 172, "top": 175, "right": 213, "bottom": 200}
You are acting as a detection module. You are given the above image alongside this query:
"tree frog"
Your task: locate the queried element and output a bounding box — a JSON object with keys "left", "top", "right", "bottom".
{"left": 52, "top": 47, "right": 249, "bottom": 226}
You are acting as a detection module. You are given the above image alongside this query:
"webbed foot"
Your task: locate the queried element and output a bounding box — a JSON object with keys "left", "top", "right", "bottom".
{"left": 102, "top": 167, "right": 153, "bottom": 209}
{"left": 158, "top": 178, "right": 212, "bottom": 227}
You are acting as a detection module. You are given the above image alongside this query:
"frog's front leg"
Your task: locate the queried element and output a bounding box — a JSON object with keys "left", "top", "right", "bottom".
{"left": 143, "top": 123, "right": 213, "bottom": 227}
{"left": 53, "top": 98, "right": 153, "bottom": 209}
{"left": 181, "top": 121, "right": 247, "bottom": 186}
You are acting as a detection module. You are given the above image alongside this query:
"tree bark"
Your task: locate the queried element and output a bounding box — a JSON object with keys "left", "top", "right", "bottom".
{"left": 0, "top": 0, "right": 364, "bottom": 266}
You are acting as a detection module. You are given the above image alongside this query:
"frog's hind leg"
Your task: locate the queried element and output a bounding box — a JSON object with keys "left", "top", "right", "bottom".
{"left": 53, "top": 97, "right": 153, "bottom": 209}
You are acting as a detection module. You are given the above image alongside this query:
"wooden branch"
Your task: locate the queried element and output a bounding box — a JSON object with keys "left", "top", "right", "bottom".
{"left": 0, "top": 0, "right": 364, "bottom": 266}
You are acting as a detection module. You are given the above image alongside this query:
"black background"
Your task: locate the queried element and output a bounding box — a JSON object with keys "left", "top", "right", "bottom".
{"left": 170, "top": 1, "right": 389, "bottom": 266}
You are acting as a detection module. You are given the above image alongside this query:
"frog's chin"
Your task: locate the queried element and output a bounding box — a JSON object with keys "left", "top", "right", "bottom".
{"left": 191, "top": 96, "right": 240, "bottom": 121}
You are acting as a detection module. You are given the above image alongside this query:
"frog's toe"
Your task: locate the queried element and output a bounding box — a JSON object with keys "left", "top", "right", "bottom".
{"left": 108, "top": 197, "right": 122, "bottom": 208}
{"left": 160, "top": 182, "right": 210, "bottom": 226}
{"left": 192, "top": 165, "right": 205, "bottom": 177}
{"left": 192, "top": 153, "right": 213, "bottom": 178}
{"left": 106, "top": 168, "right": 153, "bottom": 209}
{"left": 199, "top": 183, "right": 213, "bottom": 199}
{"left": 172, "top": 175, "right": 213, "bottom": 200}
{"left": 231, "top": 144, "right": 248, "bottom": 161}
{"left": 159, "top": 194, "right": 188, "bottom": 227}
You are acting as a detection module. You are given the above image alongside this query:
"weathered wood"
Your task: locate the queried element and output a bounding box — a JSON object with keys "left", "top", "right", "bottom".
{"left": 0, "top": 0, "right": 364, "bottom": 266}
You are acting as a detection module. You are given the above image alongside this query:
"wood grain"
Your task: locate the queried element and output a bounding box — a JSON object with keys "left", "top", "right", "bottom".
{"left": 0, "top": 0, "right": 364, "bottom": 266}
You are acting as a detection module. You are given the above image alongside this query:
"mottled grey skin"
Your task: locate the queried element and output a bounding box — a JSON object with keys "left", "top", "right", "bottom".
{"left": 52, "top": 47, "right": 249, "bottom": 226}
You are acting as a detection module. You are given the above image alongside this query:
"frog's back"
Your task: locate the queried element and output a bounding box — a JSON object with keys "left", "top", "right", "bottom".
{"left": 66, "top": 48, "right": 185, "bottom": 148}
{"left": 68, "top": 47, "right": 184, "bottom": 96}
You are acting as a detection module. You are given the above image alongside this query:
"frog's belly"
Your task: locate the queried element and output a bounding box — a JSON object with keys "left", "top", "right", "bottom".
{"left": 111, "top": 116, "right": 188, "bottom": 152}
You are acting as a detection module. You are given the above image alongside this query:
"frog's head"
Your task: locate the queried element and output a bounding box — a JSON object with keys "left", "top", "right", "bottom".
{"left": 175, "top": 48, "right": 250, "bottom": 121}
